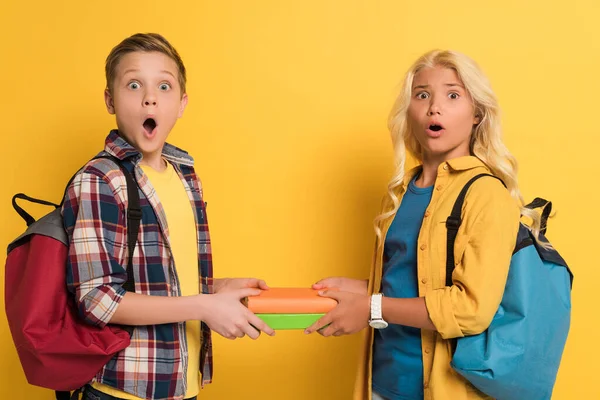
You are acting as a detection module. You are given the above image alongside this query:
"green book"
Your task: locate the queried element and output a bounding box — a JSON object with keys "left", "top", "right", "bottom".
{"left": 256, "top": 313, "right": 324, "bottom": 330}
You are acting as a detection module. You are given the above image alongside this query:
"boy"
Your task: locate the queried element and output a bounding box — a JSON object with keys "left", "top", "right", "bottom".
{"left": 62, "top": 33, "right": 274, "bottom": 400}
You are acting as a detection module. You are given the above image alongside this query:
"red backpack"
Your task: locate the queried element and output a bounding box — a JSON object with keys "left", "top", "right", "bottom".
{"left": 4, "top": 155, "right": 140, "bottom": 400}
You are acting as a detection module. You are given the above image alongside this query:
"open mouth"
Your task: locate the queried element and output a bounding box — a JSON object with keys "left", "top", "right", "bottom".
{"left": 143, "top": 118, "right": 157, "bottom": 134}
{"left": 429, "top": 124, "right": 443, "bottom": 132}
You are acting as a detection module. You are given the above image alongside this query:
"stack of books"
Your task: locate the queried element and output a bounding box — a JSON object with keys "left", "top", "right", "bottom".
{"left": 246, "top": 288, "right": 337, "bottom": 330}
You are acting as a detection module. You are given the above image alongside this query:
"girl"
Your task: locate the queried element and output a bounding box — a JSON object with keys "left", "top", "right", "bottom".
{"left": 305, "top": 50, "right": 545, "bottom": 400}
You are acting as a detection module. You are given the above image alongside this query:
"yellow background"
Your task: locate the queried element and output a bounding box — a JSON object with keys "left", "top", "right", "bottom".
{"left": 1, "top": 1, "right": 597, "bottom": 399}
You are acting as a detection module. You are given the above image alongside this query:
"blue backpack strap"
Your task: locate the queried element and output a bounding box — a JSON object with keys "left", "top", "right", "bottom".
{"left": 524, "top": 197, "right": 551, "bottom": 235}
{"left": 445, "top": 173, "right": 505, "bottom": 287}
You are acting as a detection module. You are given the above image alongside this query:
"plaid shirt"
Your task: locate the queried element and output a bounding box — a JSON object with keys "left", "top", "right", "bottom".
{"left": 62, "top": 130, "right": 213, "bottom": 400}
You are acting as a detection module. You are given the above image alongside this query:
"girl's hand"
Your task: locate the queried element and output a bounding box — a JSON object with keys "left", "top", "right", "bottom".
{"left": 312, "top": 277, "right": 367, "bottom": 295}
{"left": 304, "top": 290, "right": 370, "bottom": 337}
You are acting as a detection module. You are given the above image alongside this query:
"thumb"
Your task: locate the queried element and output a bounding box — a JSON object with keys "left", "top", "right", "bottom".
{"left": 312, "top": 277, "right": 337, "bottom": 289}
{"left": 249, "top": 278, "right": 269, "bottom": 290}
{"left": 318, "top": 289, "right": 342, "bottom": 301}
{"left": 235, "top": 287, "right": 262, "bottom": 299}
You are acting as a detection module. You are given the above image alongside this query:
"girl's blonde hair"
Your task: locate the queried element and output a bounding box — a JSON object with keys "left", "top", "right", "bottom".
{"left": 375, "top": 49, "right": 546, "bottom": 244}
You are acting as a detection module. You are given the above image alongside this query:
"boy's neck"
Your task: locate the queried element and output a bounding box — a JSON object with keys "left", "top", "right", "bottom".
{"left": 140, "top": 153, "right": 167, "bottom": 172}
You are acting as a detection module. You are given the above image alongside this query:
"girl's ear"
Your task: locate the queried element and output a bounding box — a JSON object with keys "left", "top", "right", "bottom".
{"left": 473, "top": 113, "right": 481, "bottom": 125}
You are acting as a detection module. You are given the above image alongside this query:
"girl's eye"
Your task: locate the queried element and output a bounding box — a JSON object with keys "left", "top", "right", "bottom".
{"left": 128, "top": 82, "right": 140, "bottom": 90}
{"left": 449, "top": 92, "right": 460, "bottom": 99}
{"left": 159, "top": 83, "right": 171, "bottom": 91}
{"left": 416, "top": 92, "right": 429, "bottom": 100}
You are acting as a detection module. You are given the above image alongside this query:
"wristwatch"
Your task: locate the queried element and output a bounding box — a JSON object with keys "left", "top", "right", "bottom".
{"left": 368, "top": 293, "right": 388, "bottom": 329}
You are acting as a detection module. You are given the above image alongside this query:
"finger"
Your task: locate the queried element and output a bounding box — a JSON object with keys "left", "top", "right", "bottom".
{"left": 241, "top": 323, "right": 261, "bottom": 340}
{"left": 229, "top": 327, "right": 245, "bottom": 339}
{"left": 319, "top": 323, "right": 338, "bottom": 337}
{"left": 247, "top": 313, "right": 275, "bottom": 336}
{"left": 256, "top": 279, "right": 269, "bottom": 290}
{"left": 243, "top": 278, "right": 269, "bottom": 290}
{"left": 235, "top": 330, "right": 245, "bottom": 339}
{"left": 222, "top": 332, "right": 236, "bottom": 340}
{"left": 249, "top": 324, "right": 262, "bottom": 338}
{"left": 304, "top": 313, "right": 333, "bottom": 334}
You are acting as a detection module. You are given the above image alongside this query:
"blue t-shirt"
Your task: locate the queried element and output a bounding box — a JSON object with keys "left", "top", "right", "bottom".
{"left": 372, "top": 175, "right": 433, "bottom": 400}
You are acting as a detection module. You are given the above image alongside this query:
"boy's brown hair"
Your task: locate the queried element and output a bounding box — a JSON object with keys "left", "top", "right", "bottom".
{"left": 105, "top": 33, "right": 187, "bottom": 95}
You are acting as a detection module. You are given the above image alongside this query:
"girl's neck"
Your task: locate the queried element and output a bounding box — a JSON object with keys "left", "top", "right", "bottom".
{"left": 414, "top": 152, "right": 470, "bottom": 188}
{"left": 414, "top": 161, "right": 438, "bottom": 188}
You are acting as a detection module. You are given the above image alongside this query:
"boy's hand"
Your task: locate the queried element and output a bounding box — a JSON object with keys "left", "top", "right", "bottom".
{"left": 312, "top": 277, "right": 368, "bottom": 295}
{"left": 304, "top": 290, "right": 370, "bottom": 337}
{"left": 199, "top": 288, "right": 275, "bottom": 340}
{"left": 214, "top": 278, "right": 269, "bottom": 294}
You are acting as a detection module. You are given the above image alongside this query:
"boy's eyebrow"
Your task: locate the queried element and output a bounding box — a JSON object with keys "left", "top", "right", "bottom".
{"left": 413, "top": 83, "right": 465, "bottom": 90}
{"left": 161, "top": 70, "right": 177, "bottom": 79}
{"left": 121, "top": 69, "right": 177, "bottom": 80}
{"left": 122, "top": 68, "right": 140, "bottom": 76}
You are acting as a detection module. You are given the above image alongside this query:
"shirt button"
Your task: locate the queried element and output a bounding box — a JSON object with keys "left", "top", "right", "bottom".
{"left": 421, "top": 278, "right": 427, "bottom": 284}
{"left": 443, "top": 164, "right": 449, "bottom": 170}
{"left": 420, "top": 244, "right": 427, "bottom": 251}
{"left": 424, "top": 210, "right": 430, "bottom": 217}
{"left": 436, "top": 185, "right": 443, "bottom": 191}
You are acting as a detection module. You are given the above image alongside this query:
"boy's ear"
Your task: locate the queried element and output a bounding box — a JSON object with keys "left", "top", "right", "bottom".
{"left": 178, "top": 93, "right": 189, "bottom": 118}
{"left": 104, "top": 89, "right": 115, "bottom": 115}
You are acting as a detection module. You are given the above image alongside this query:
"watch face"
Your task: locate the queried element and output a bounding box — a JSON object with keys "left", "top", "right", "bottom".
{"left": 369, "top": 319, "right": 388, "bottom": 329}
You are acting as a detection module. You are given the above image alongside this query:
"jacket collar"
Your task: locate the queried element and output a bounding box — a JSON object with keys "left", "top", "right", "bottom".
{"left": 103, "top": 129, "right": 195, "bottom": 167}
{"left": 445, "top": 155, "right": 487, "bottom": 171}
{"left": 401, "top": 156, "right": 488, "bottom": 187}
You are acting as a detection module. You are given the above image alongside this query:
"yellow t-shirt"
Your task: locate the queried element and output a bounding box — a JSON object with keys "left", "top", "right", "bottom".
{"left": 94, "top": 160, "right": 201, "bottom": 399}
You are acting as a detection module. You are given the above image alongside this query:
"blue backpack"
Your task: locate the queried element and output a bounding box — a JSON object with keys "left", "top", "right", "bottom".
{"left": 445, "top": 174, "right": 573, "bottom": 400}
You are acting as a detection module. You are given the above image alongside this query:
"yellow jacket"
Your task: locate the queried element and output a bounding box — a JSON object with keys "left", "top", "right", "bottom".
{"left": 355, "top": 156, "right": 521, "bottom": 400}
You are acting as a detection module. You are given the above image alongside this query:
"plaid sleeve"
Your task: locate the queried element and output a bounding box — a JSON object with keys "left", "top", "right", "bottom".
{"left": 62, "top": 168, "right": 128, "bottom": 328}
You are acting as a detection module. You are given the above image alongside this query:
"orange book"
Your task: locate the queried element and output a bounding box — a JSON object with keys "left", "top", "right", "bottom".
{"left": 246, "top": 287, "right": 337, "bottom": 314}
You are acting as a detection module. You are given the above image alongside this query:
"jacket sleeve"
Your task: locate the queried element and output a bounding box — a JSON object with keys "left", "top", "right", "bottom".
{"left": 425, "top": 178, "right": 521, "bottom": 339}
{"left": 62, "top": 168, "right": 128, "bottom": 328}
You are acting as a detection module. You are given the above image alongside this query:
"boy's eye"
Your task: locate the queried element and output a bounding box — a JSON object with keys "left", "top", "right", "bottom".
{"left": 128, "top": 82, "right": 140, "bottom": 90}
{"left": 159, "top": 83, "right": 171, "bottom": 91}
{"left": 416, "top": 92, "right": 429, "bottom": 100}
{"left": 449, "top": 92, "right": 460, "bottom": 99}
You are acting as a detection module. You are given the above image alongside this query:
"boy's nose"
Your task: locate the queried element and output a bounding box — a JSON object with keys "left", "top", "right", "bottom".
{"left": 143, "top": 92, "right": 157, "bottom": 107}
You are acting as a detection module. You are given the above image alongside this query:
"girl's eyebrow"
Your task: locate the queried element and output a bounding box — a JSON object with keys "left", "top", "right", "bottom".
{"left": 413, "top": 83, "right": 464, "bottom": 90}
